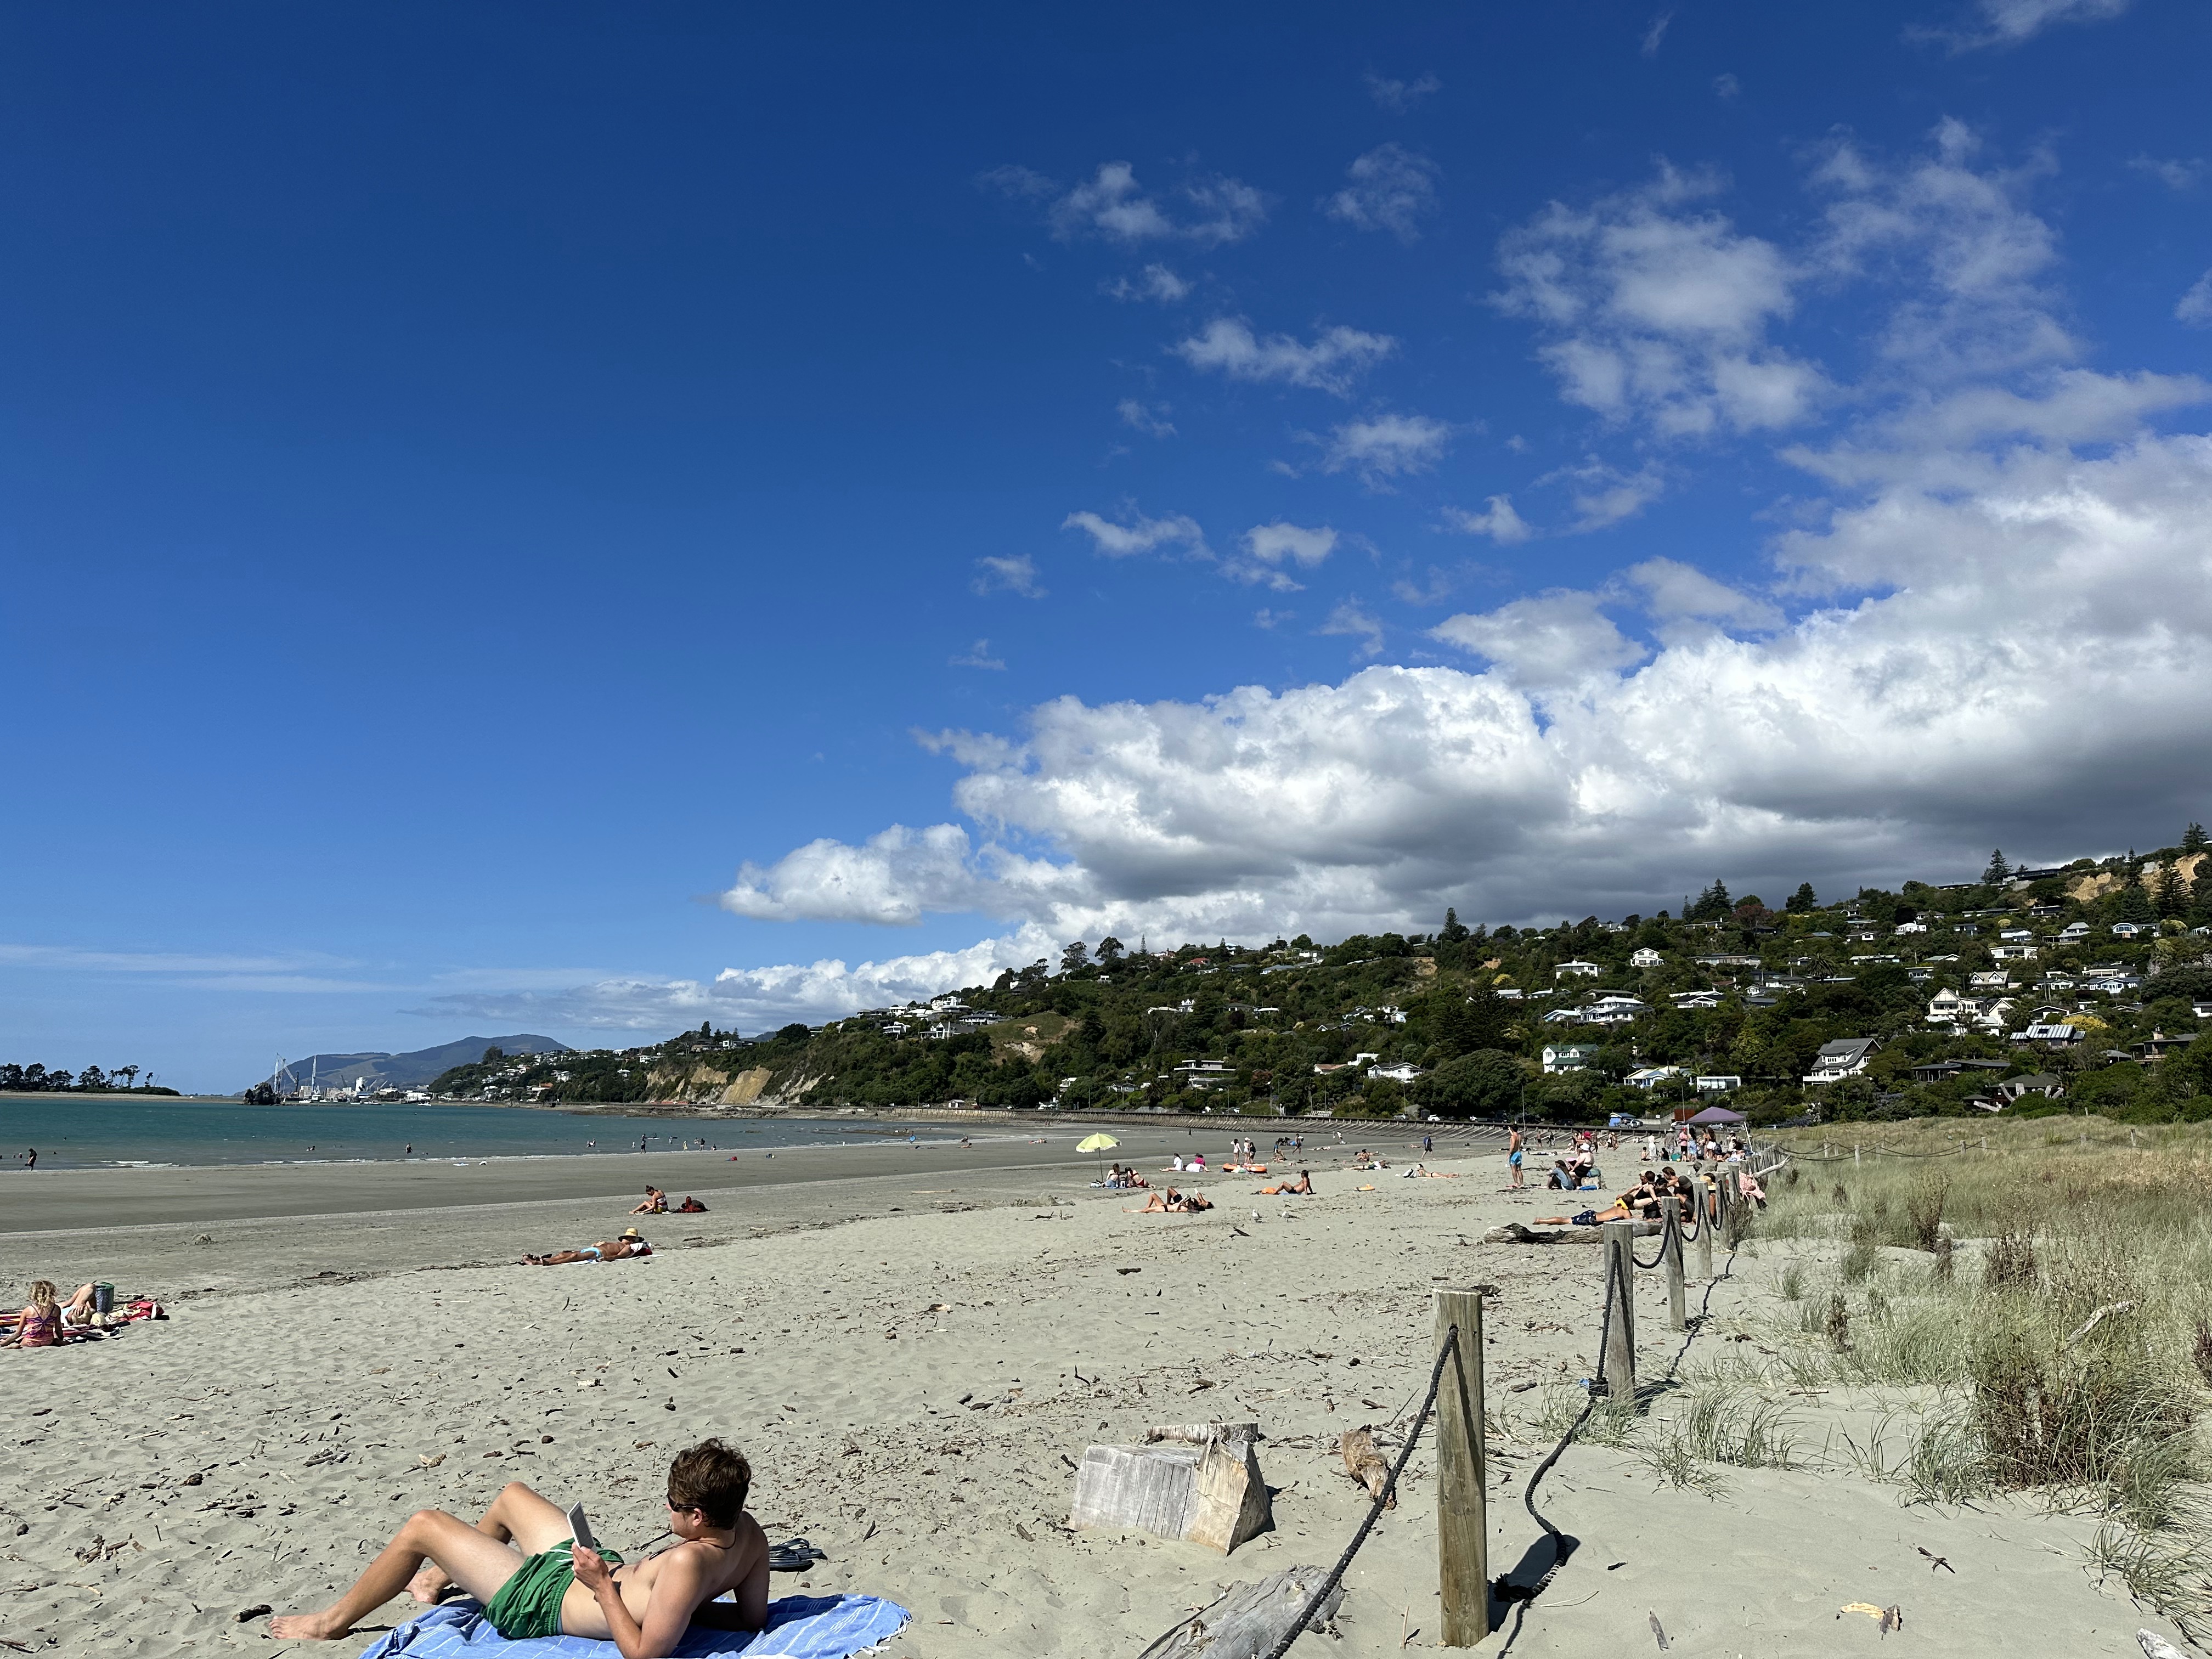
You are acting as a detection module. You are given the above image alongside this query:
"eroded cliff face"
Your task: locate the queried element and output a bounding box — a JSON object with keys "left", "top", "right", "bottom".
{"left": 641, "top": 1061, "right": 821, "bottom": 1107}
{"left": 2067, "top": 851, "right": 2205, "bottom": 904}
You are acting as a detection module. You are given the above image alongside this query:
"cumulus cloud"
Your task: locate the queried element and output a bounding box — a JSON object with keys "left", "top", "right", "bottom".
{"left": 715, "top": 420, "right": 2212, "bottom": 950}
{"left": 1062, "top": 507, "right": 1209, "bottom": 559}
{"left": 2179, "top": 272, "right": 2212, "bottom": 328}
{"left": 1224, "top": 522, "right": 1338, "bottom": 591}
{"left": 1623, "top": 558, "right": 1782, "bottom": 629}
{"left": 1364, "top": 70, "right": 1439, "bottom": 112}
{"left": 973, "top": 555, "right": 1045, "bottom": 598}
{"left": 1323, "top": 145, "right": 1441, "bottom": 244}
{"left": 1171, "top": 318, "right": 1397, "bottom": 395}
{"left": 1316, "top": 414, "right": 1452, "bottom": 485}
{"left": 1440, "top": 495, "right": 1533, "bottom": 544}
{"left": 1495, "top": 164, "right": 1826, "bottom": 438}
{"left": 1104, "top": 263, "right": 1193, "bottom": 302}
{"left": 413, "top": 926, "right": 1068, "bottom": 1035}
{"left": 1430, "top": 591, "right": 1648, "bottom": 688}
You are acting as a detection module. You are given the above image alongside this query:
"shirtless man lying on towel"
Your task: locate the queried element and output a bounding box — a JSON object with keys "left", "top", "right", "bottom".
{"left": 269, "top": 1439, "right": 768, "bottom": 1655}
{"left": 522, "top": 1227, "right": 652, "bottom": 1266}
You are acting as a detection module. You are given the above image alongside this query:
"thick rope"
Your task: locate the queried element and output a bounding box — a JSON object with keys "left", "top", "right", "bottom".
{"left": 1256, "top": 1324, "right": 1464, "bottom": 1659}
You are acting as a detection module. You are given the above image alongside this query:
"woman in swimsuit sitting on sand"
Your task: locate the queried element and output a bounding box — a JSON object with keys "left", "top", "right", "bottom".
{"left": 1257, "top": 1170, "right": 1314, "bottom": 1195}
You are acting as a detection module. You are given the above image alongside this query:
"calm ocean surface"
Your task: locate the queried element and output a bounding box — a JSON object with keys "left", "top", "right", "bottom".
{"left": 0, "top": 1098, "right": 938, "bottom": 1171}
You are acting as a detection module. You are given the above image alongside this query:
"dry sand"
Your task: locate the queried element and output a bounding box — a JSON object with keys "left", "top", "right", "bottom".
{"left": 0, "top": 1135, "right": 2181, "bottom": 1656}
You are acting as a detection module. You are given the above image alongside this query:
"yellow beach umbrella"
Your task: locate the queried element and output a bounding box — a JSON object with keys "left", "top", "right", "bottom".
{"left": 1077, "top": 1131, "right": 1119, "bottom": 1177}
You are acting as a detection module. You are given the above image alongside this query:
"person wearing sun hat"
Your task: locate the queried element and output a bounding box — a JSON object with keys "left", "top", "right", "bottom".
{"left": 522, "top": 1228, "right": 652, "bottom": 1266}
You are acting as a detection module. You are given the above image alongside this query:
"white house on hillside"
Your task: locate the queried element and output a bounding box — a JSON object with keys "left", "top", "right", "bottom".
{"left": 1542, "top": 1044, "right": 1599, "bottom": 1074}
{"left": 1555, "top": 960, "right": 1603, "bottom": 978}
{"left": 1629, "top": 946, "right": 1665, "bottom": 968}
{"left": 1805, "top": 1037, "right": 1880, "bottom": 1084}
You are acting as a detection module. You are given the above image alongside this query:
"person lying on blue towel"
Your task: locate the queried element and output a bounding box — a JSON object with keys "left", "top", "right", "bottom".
{"left": 269, "top": 1438, "right": 769, "bottom": 1657}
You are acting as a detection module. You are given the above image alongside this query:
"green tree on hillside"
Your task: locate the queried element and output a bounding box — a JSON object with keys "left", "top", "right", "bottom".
{"left": 1786, "top": 882, "right": 1818, "bottom": 913}
{"left": 1984, "top": 849, "right": 2013, "bottom": 884}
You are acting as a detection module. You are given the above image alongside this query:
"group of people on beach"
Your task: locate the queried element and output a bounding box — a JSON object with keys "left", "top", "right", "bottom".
{"left": 629, "top": 1187, "right": 708, "bottom": 1215}
{"left": 3, "top": 1279, "right": 162, "bottom": 1346}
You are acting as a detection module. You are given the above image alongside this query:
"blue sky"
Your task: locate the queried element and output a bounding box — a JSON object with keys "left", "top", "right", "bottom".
{"left": 5, "top": 0, "right": 2210, "bottom": 1089}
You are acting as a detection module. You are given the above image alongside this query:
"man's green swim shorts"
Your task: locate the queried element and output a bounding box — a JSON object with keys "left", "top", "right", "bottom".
{"left": 483, "top": 1540, "right": 624, "bottom": 1639}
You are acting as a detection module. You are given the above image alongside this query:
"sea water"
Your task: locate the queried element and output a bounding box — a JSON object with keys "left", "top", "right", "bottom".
{"left": 0, "top": 1097, "right": 930, "bottom": 1171}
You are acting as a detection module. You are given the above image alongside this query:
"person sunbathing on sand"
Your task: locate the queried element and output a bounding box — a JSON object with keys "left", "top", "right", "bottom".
{"left": 630, "top": 1187, "right": 668, "bottom": 1215}
{"left": 1257, "top": 1170, "right": 1314, "bottom": 1195}
{"left": 523, "top": 1228, "right": 652, "bottom": 1266}
{"left": 1136, "top": 1187, "right": 1214, "bottom": 1213}
{"left": 268, "top": 1440, "right": 769, "bottom": 1655}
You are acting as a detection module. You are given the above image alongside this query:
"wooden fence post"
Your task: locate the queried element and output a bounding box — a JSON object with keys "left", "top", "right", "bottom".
{"left": 1695, "top": 1173, "right": 1714, "bottom": 1282}
{"left": 1601, "top": 1221, "right": 1637, "bottom": 1402}
{"left": 1433, "top": 1288, "right": 1489, "bottom": 1647}
{"left": 1661, "top": 1196, "right": 1686, "bottom": 1331}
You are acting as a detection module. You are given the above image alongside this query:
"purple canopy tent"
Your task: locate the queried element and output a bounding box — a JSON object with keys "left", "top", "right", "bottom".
{"left": 1687, "top": 1104, "right": 1747, "bottom": 1124}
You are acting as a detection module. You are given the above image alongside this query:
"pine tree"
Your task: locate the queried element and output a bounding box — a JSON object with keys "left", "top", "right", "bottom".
{"left": 1983, "top": 849, "right": 2012, "bottom": 885}
{"left": 2183, "top": 822, "right": 2209, "bottom": 855}
{"left": 1786, "top": 881, "right": 1818, "bottom": 913}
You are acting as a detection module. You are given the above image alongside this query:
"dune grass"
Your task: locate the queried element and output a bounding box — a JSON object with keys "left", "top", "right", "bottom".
{"left": 1726, "top": 1118, "right": 2212, "bottom": 1633}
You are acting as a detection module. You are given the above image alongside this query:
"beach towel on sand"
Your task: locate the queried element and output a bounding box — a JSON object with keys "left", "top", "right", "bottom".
{"left": 354, "top": 1594, "right": 910, "bottom": 1659}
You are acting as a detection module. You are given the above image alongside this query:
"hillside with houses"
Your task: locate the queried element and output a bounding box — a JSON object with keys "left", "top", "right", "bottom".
{"left": 428, "top": 830, "right": 2212, "bottom": 1126}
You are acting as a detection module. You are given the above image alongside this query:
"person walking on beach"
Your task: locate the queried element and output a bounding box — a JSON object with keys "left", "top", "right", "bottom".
{"left": 269, "top": 1440, "right": 768, "bottom": 1648}
{"left": 24, "top": 1148, "right": 34, "bottom": 1170}
{"left": 1507, "top": 1126, "right": 1525, "bottom": 1189}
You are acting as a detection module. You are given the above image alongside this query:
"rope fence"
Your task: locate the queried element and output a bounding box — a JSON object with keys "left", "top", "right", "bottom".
{"left": 1248, "top": 1138, "right": 1788, "bottom": 1654}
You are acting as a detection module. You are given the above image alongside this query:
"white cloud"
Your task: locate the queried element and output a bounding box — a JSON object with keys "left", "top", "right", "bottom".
{"left": 1104, "top": 263, "right": 1193, "bottom": 303}
{"left": 1317, "top": 413, "right": 1452, "bottom": 485}
{"left": 1224, "top": 522, "right": 1338, "bottom": 592}
{"left": 1495, "top": 165, "right": 1826, "bottom": 438}
{"left": 951, "top": 639, "right": 1006, "bottom": 670}
{"left": 1440, "top": 495, "right": 1534, "bottom": 544}
{"left": 1430, "top": 591, "right": 1647, "bottom": 688}
{"left": 1318, "top": 600, "right": 1386, "bottom": 658}
{"left": 1623, "top": 558, "right": 1782, "bottom": 629}
{"left": 1323, "top": 145, "right": 1441, "bottom": 244}
{"left": 1242, "top": 522, "right": 1338, "bottom": 568}
{"left": 1035, "top": 162, "right": 1268, "bottom": 246}
{"left": 1062, "top": 507, "right": 1209, "bottom": 559}
{"left": 414, "top": 926, "right": 1068, "bottom": 1035}
{"left": 1364, "top": 70, "right": 1440, "bottom": 112}
{"left": 1171, "top": 318, "right": 1397, "bottom": 396}
{"left": 1713, "top": 72, "right": 1741, "bottom": 100}
{"left": 1538, "top": 456, "right": 1667, "bottom": 529}
{"left": 2129, "top": 155, "right": 2204, "bottom": 192}
{"left": 713, "top": 417, "right": 2212, "bottom": 950}
{"left": 1950, "top": 0, "right": 2129, "bottom": 48}
{"left": 1252, "top": 607, "right": 1294, "bottom": 630}
{"left": 973, "top": 555, "right": 1045, "bottom": 598}
{"left": 1641, "top": 10, "right": 1675, "bottom": 55}
{"left": 2179, "top": 271, "right": 2212, "bottom": 328}
{"left": 1116, "top": 399, "right": 1177, "bottom": 438}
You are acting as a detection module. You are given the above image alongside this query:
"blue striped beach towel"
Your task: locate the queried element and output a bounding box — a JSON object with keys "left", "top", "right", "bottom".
{"left": 353, "top": 1594, "right": 911, "bottom": 1659}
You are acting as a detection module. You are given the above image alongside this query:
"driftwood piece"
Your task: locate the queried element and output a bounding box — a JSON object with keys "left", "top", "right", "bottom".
{"left": 1148, "top": 1422, "right": 1255, "bottom": 1446}
{"left": 1135, "top": 1563, "right": 1345, "bottom": 1659}
{"left": 1071, "top": 1424, "right": 1272, "bottom": 1555}
{"left": 1336, "top": 1426, "right": 1394, "bottom": 1510}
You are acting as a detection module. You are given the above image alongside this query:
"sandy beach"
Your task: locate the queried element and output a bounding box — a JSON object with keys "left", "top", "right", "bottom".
{"left": 0, "top": 1133, "right": 2180, "bottom": 1657}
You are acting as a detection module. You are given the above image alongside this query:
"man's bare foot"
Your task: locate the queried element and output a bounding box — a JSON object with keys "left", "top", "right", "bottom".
{"left": 406, "top": 1562, "right": 451, "bottom": 1603}
{"left": 265, "top": 1610, "right": 352, "bottom": 1639}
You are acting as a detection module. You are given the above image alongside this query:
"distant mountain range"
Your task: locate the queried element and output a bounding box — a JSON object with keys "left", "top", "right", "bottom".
{"left": 255, "top": 1034, "right": 572, "bottom": 1093}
